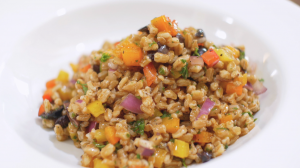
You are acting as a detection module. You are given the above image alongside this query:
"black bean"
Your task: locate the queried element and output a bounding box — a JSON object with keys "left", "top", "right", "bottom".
{"left": 157, "top": 45, "right": 169, "bottom": 54}
{"left": 195, "top": 29, "right": 206, "bottom": 38}
{"left": 93, "top": 64, "right": 100, "bottom": 74}
{"left": 55, "top": 115, "right": 69, "bottom": 128}
{"left": 197, "top": 152, "right": 212, "bottom": 163}
{"left": 197, "top": 46, "right": 207, "bottom": 56}
{"left": 176, "top": 33, "right": 185, "bottom": 43}
{"left": 147, "top": 51, "right": 156, "bottom": 61}
{"left": 40, "top": 105, "right": 64, "bottom": 119}
{"left": 138, "top": 25, "right": 149, "bottom": 34}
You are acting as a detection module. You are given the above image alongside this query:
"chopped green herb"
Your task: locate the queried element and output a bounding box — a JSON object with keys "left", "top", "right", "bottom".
{"left": 225, "top": 144, "right": 228, "bottom": 150}
{"left": 183, "top": 30, "right": 187, "bottom": 35}
{"left": 181, "top": 59, "right": 187, "bottom": 63}
{"left": 197, "top": 104, "right": 201, "bottom": 108}
{"left": 159, "top": 67, "right": 166, "bottom": 75}
{"left": 77, "top": 81, "right": 88, "bottom": 95}
{"left": 194, "top": 47, "right": 200, "bottom": 56}
{"left": 216, "top": 128, "right": 229, "bottom": 130}
{"left": 182, "top": 159, "right": 187, "bottom": 168}
{"left": 73, "top": 135, "right": 77, "bottom": 139}
{"left": 242, "top": 112, "right": 253, "bottom": 118}
{"left": 258, "top": 78, "right": 264, "bottom": 82}
{"left": 212, "top": 44, "right": 218, "bottom": 49}
{"left": 180, "top": 63, "right": 189, "bottom": 79}
{"left": 254, "top": 118, "right": 258, "bottom": 122}
{"left": 149, "top": 41, "right": 157, "bottom": 47}
{"left": 197, "top": 130, "right": 201, "bottom": 134}
{"left": 130, "top": 119, "right": 145, "bottom": 135}
{"left": 212, "top": 107, "right": 217, "bottom": 111}
{"left": 168, "top": 22, "right": 172, "bottom": 26}
{"left": 100, "top": 53, "right": 111, "bottom": 62}
{"left": 205, "top": 148, "right": 212, "bottom": 152}
{"left": 135, "top": 60, "right": 138, "bottom": 62}
{"left": 203, "top": 66, "right": 207, "bottom": 72}
{"left": 176, "top": 110, "right": 180, "bottom": 114}
{"left": 92, "top": 142, "right": 106, "bottom": 150}
{"left": 71, "top": 112, "right": 76, "bottom": 118}
{"left": 136, "top": 96, "right": 141, "bottom": 100}
{"left": 170, "top": 139, "right": 175, "bottom": 143}
{"left": 244, "top": 123, "right": 248, "bottom": 127}
{"left": 137, "top": 154, "right": 141, "bottom": 159}
{"left": 115, "top": 142, "right": 123, "bottom": 151}
{"left": 232, "top": 107, "right": 238, "bottom": 110}
{"left": 239, "top": 50, "right": 245, "bottom": 60}
{"left": 162, "top": 87, "right": 165, "bottom": 91}
{"left": 126, "top": 133, "right": 130, "bottom": 138}
{"left": 161, "top": 111, "right": 172, "bottom": 119}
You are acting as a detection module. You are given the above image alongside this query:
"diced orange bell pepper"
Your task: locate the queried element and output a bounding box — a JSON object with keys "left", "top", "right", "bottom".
{"left": 121, "top": 40, "right": 143, "bottom": 66}
{"left": 38, "top": 104, "right": 45, "bottom": 116}
{"left": 143, "top": 62, "right": 157, "bottom": 86}
{"left": 151, "top": 15, "right": 177, "bottom": 36}
{"left": 162, "top": 117, "right": 179, "bottom": 133}
{"left": 171, "top": 139, "right": 189, "bottom": 158}
{"left": 219, "top": 115, "right": 233, "bottom": 124}
{"left": 226, "top": 82, "right": 243, "bottom": 95}
{"left": 105, "top": 126, "right": 120, "bottom": 145}
{"left": 193, "top": 131, "right": 213, "bottom": 144}
{"left": 148, "top": 148, "right": 168, "bottom": 168}
{"left": 46, "top": 79, "right": 56, "bottom": 89}
{"left": 80, "top": 64, "right": 91, "bottom": 73}
{"left": 201, "top": 49, "right": 220, "bottom": 67}
{"left": 42, "top": 89, "right": 52, "bottom": 102}
{"left": 234, "top": 73, "right": 247, "bottom": 86}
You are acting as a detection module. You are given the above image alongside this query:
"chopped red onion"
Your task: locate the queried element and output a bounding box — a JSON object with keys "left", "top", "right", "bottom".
{"left": 247, "top": 62, "right": 257, "bottom": 75}
{"left": 244, "top": 82, "right": 253, "bottom": 91}
{"left": 66, "top": 112, "right": 80, "bottom": 128}
{"left": 252, "top": 81, "right": 267, "bottom": 95}
{"left": 120, "top": 93, "right": 143, "bottom": 114}
{"left": 190, "top": 56, "right": 204, "bottom": 66}
{"left": 136, "top": 146, "right": 155, "bottom": 157}
{"left": 87, "top": 121, "right": 97, "bottom": 133}
{"left": 108, "top": 68, "right": 116, "bottom": 72}
{"left": 196, "top": 98, "right": 215, "bottom": 120}
{"left": 76, "top": 99, "right": 83, "bottom": 103}
{"left": 70, "top": 79, "right": 76, "bottom": 85}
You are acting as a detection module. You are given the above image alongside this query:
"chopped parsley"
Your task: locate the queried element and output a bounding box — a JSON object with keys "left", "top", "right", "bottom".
{"left": 176, "top": 110, "right": 180, "bottom": 114}
{"left": 194, "top": 47, "right": 200, "bottom": 56}
{"left": 232, "top": 107, "right": 238, "bottom": 110}
{"left": 212, "top": 44, "right": 218, "bottom": 49}
{"left": 225, "top": 144, "right": 228, "bottom": 150}
{"left": 244, "top": 123, "right": 248, "bottom": 127}
{"left": 258, "top": 78, "right": 265, "bottom": 82}
{"left": 168, "top": 22, "right": 172, "bottom": 26}
{"left": 137, "top": 154, "right": 141, "bottom": 159}
{"left": 77, "top": 81, "right": 88, "bottom": 95}
{"left": 183, "top": 30, "right": 187, "bottom": 35}
{"left": 181, "top": 59, "right": 187, "bottom": 63}
{"left": 205, "top": 148, "right": 212, "bottom": 152}
{"left": 203, "top": 66, "right": 207, "bottom": 72}
{"left": 239, "top": 50, "right": 245, "bottom": 60}
{"left": 93, "top": 142, "right": 106, "bottom": 150}
{"left": 115, "top": 142, "right": 123, "bottom": 151}
{"left": 130, "top": 119, "right": 145, "bottom": 135}
{"left": 71, "top": 112, "right": 76, "bottom": 118}
{"left": 136, "top": 96, "right": 141, "bottom": 100}
{"left": 242, "top": 112, "right": 253, "bottom": 118}
{"left": 197, "top": 130, "right": 201, "bottom": 134}
{"left": 182, "top": 159, "right": 187, "bottom": 168}
{"left": 170, "top": 138, "right": 175, "bottom": 143}
{"left": 148, "top": 41, "right": 157, "bottom": 47}
{"left": 100, "top": 53, "right": 111, "bottom": 62}
{"left": 212, "top": 107, "right": 217, "bottom": 111}
{"left": 135, "top": 60, "right": 138, "bottom": 62}
{"left": 126, "top": 133, "right": 130, "bottom": 138}
{"left": 159, "top": 67, "right": 165, "bottom": 75}
{"left": 161, "top": 111, "right": 172, "bottom": 119}
{"left": 254, "top": 118, "right": 258, "bottom": 122}
{"left": 197, "top": 104, "right": 201, "bottom": 108}
{"left": 180, "top": 63, "right": 189, "bottom": 79}
{"left": 162, "top": 87, "right": 165, "bottom": 91}
{"left": 73, "top": 135, "right": 77, "bottom": 139}
{"left": 216, "top": 128, "right": 229, "bottom": 130}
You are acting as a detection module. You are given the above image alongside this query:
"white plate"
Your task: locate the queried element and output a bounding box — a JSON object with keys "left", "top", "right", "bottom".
{"left": 1, "top": 0, "right": 300, "bottom": 167}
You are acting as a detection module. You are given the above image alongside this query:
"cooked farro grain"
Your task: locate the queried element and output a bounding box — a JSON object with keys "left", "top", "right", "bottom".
{"left": 37, "top": 15, "right": 267, "bottom": 168}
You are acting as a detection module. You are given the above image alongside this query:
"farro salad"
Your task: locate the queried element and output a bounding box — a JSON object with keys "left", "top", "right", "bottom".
{"left": 38, "top": 15, "right": 267, "bottom": 168}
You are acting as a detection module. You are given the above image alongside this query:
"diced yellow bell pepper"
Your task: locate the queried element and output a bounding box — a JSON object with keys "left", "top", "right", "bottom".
{"left": 87, "top": 100, "right": 105, "bottom": 117}
{"left": 93, "top": 158, "right": 113, "bottom": 168}
{"left": 171, "top": 139, "right": 189, "bottom": 158}
{"left": 171, "top": 68, "right": 181, "bottom": 79}
{"left": 214, "top": 49, "right": 234, "bottom": 62}
{"left": 70, "top": 63, "right": 78, "bottom": 73}
{"left": 56, "top": 70, "right": 69, "bottom": 83}
{"left": 148, "top": 148, "right": 167, "bottom": 168}
{"left": 162, "top": 117, "right": 179, "bottom": 133}
{"left": 94, "top": 129, "right": 107, "bottom": 143}
{"left": 154, "top": 108, "right": 163, "bottom": 117}
{"left": 225, "top": 46, "right": 240, "bottom": 58}
{"left": 234, "top": 73, "right": 247, "bottom": 86}
{"left": 57, "top": 85, "right": 72, "bottom": 101}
